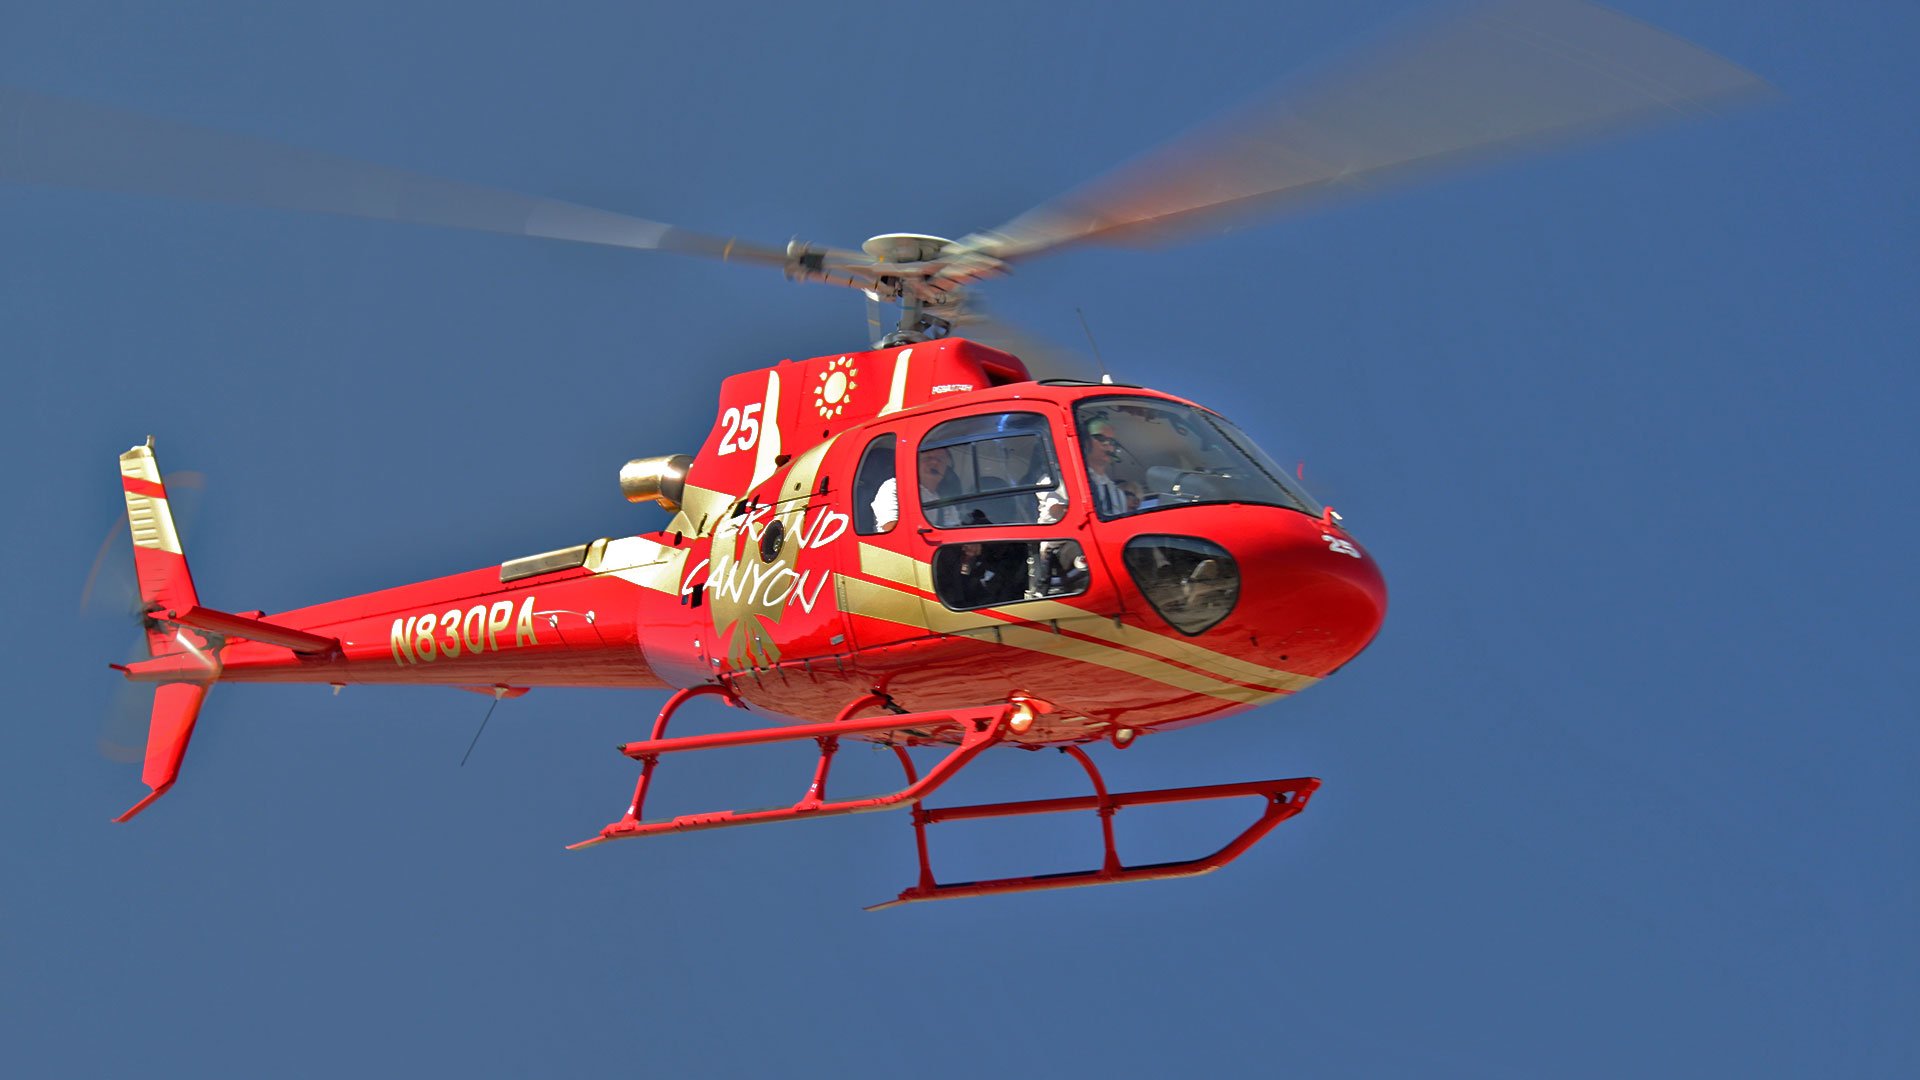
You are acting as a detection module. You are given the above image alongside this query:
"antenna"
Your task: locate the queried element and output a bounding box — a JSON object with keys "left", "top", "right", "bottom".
{"left": 459, "top": 686, "right": 510, "bottom": 766}
{"left": 1075, "top": 308, "right": 1113, "bottom": 384}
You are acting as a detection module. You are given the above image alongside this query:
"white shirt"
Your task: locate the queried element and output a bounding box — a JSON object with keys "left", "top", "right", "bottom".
{"left": 871, "top": 477, "right": 899, "bottom": 531}
{"left": 872, "top": 477, "right": 962, "bottom": 529}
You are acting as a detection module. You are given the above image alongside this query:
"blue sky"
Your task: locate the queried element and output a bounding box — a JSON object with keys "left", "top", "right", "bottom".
{"left": 3, "top": 2, "right": 1914, "bottom": 1076}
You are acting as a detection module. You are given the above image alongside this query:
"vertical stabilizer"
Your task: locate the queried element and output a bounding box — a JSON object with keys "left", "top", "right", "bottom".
{"left": 113, "top": 439, "right": 216, "bottom": 822}
{"left": 119, "top": 438, "right": 200, "bottom": 655}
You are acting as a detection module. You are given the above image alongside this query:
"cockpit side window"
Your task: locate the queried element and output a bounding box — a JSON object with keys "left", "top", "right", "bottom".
{"left": 855, "top": 433, "right": 899, "bottom": 535}
{"left": 917, "top": 412, "right": 1067, "bottom": 528}
{"left": 1073, "top": 397, "right": 1321, "bottom": 519}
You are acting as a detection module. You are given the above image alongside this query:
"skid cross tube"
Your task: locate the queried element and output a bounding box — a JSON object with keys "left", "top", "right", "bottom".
{"left": 568, "top": 696, "right": 1012, "bottom": 849}
{"left": 620, "top": 683, "right": 738, "bottom": 825}
{"left": 867, "top": 752, "right": 1321, "bottom": 909}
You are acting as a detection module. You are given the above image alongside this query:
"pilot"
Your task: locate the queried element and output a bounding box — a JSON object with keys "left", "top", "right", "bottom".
{"left": 872, "top": 446, "right": 957, "bottom": 532}
{"left": 1082, "top": 414, "right": 1131, "bottom": 517}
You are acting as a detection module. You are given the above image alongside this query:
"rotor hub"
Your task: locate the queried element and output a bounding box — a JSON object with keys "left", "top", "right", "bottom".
{"left": 861, "top": 233, "right": 956, "bottom": 263}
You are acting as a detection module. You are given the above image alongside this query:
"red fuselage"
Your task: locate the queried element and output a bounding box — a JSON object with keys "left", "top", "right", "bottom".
{"left": 128, "top": 339, "right": 1386, "bottom": 747}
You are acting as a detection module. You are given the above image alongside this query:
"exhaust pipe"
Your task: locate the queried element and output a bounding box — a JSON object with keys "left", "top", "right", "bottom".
{"left": 619, "top": 454, "right": 692, "bottom": 511}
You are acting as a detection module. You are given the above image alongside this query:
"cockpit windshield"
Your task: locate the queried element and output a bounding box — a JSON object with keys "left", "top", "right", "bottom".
{"left": 1073, "top": 396, "right": 1321, "bottom": 519}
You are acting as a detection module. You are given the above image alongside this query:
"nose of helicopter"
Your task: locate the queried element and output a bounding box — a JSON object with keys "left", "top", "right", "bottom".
{"left": 1240, "top": 509, "right": 1387, "bottom": 675}
{"left": 1116, "top": 507, "right": 1386, "bottom": 677}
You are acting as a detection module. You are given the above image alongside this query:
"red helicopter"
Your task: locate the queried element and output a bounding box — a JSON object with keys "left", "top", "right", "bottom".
{"left": 26, "top": 1, "right": 1760, "bottom": 906}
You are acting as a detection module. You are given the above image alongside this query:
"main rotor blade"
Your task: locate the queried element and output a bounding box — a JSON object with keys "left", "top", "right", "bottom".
{"left": 968, "top": 0, "right": 1767, "bottom": 260}
{"left": 0, "top": 86, "right": 790, "bottom": 267}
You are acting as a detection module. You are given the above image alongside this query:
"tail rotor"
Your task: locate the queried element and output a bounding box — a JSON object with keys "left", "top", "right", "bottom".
{"left": 83, "top": 467, "right": 209, "bottom": 766}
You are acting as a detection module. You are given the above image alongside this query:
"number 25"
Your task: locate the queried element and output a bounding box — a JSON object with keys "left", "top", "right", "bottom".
{"left": 717, "top": 403, "right": 761, "bottom": 455}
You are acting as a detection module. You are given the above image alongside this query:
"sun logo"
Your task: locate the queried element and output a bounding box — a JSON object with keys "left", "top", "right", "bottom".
{"left": 813, "top": 356, "right": 858, "bottom": 418}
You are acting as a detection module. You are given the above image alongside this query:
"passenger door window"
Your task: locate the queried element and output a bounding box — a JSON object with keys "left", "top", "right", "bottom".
{"left": 917, "top": 412, "right": 1067, "bottom": 529}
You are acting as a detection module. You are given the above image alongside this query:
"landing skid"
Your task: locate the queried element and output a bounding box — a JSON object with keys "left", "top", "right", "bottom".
{"left": 873, "top": 758, "right": 1319, "bottom": 909}
{"left": 570, "top": 687, "right": 1320, "bottom": 907}
{"left": 568, "top": 690, "right": 1011, "bottom": 845}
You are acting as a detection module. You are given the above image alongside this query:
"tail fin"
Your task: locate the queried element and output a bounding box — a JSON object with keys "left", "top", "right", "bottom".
{"left": 114, "top": 439, "right": 215, "bottom": 822}
{"left": 119, "top": 437, "right": 200, "bottom": 656}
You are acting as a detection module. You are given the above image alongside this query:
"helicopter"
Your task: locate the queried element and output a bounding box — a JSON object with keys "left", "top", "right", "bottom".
{"left": 10, "top": 0, "right": 1763, "bottom": 907}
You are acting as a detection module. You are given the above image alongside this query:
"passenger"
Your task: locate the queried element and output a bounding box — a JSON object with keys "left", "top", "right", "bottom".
{"left": 940, "top": 541, "right": 1028, "bottom": 608}
{"left": 1082, "top": 414, "right": 1131, "bottom": 518}
{"left": 872, "top": 446, "right": 957, "bottom": 532}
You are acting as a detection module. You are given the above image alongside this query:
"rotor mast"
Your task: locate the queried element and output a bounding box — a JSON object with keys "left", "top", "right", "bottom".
{"left": 777, "top": 233, "right": 1007, "bottom": 347}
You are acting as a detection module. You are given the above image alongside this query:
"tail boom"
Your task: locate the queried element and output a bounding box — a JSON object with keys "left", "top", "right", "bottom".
{"left": 109, "top": 437, "right": 669, "bottom": 822}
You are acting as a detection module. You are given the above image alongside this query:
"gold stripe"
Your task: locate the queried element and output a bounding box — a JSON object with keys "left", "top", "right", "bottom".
{"left": 667, "top": 482, "right": 734, "bottom": 539}
{"left": 858, "top": 543, "right": 932, "bottom": 590}
{"left": 590, "top": 535, "right": 688, "bottom": 594}
{"left": 748, "top": 370, "right": 783, "bottom": 492}
{"left": 840, "top": 575, "right": 1288, "bottom": 707}
{"left": 996, "top": 624, "right": 1285, "bottom": 706}
{"left": 879, "top": 348, "right": 912, "bottom": 416}
{"left": 1006, "top": 597, "right": 1318, "bottom": 694}
{"left": 856, "top": 543, "right": 1316, "bottom": 693}
{"left": 776, "top": 435, "right": 838, "bottom": 502}
{"left": 840, "top": 576, "right": 1013, "bottom": 636}
{"left": 840, "top": 575, "right": 936, "bottom": 630}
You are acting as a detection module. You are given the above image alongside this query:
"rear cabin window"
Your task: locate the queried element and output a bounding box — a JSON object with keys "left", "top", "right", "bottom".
{"left": 855, "top": 433, "right": 899, "bottom": 535}
{"left": 932, "top": 539, "right": 1090, "bottom": 611}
